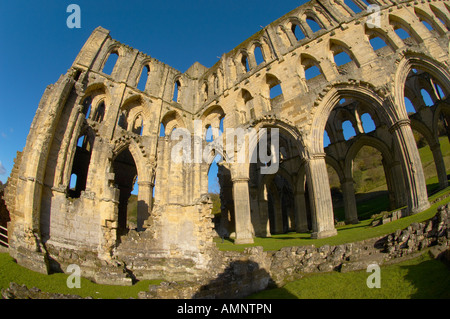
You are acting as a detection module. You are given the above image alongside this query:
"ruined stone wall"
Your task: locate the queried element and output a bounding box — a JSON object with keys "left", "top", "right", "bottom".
{"left": 4, "top": 0, "right": 450, "bottom": 285}
{"left": 139, "top": 204, "right": 450, "bottom": 299}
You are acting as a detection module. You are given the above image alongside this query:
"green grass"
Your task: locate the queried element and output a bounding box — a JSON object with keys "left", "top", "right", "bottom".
{"left": 248, "top": 252, "right": 450, "bottom": 299}
{"left": 0, "top": 253, "right": 161, "bottom": 299}
{"left": 214, "top": 187, "right": 450, "bottom": 252}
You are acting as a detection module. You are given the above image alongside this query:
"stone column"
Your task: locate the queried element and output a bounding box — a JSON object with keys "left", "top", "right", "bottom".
{"left": 341, "top": 178, "right": 359, "bottom": 224}
{"left": 257, "top": 198, "right": 271, "bottom": 237}
{"left": 390, "top": 119, "right": 430, "bottom": 214}
{"left": 258, "top": 183, "right": 271, "bottom": 237}
{"left": 305, "top": 154, "right": 337, "bottom": 239}
{"left": 294, "top": 190, "right": 309, "bottom": 232}
{"left": 137, "top": 181, "right": 153, "bottom": 231}
{"left": 430, "top": 143, "right": 448, "bottom": 190}
{"left": 232, "top": 177, "right": 254, "bottom": 244}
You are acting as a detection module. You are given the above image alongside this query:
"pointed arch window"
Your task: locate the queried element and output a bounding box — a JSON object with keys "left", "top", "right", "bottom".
{"left": 102, "top": 51, "right": 119, "bottom": 75}
{"left": 137, "top": 65, "right": 150, "bottom": 92}
{"left": 173, "top": 79, "right": 181, "bottom": 102}
{"left": 254, "top": 45, "right": 265, "bottom": 65}
{"left": 291, "top": 23, "right": 306, "bottom": 41}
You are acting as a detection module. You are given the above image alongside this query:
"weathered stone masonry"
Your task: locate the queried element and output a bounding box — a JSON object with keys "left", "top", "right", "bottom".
{"left": 3, "top": 0, "right": 450, "bottom": 285}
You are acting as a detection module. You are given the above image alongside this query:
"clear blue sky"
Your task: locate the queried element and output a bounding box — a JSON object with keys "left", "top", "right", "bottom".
{"left": 0, "top": 0, "right": 306, "bottom": 188}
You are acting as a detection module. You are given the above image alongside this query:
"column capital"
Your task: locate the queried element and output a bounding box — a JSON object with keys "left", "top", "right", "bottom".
{"left": 341, "top": 177, "right": 354, "bottom": 184}
{"left": 388, "top": 119, "right": 411, "bottom": 133}
{"left": 231, "top": 177, "right": 250, "bottom": 183}
{"left": 138, "top": 181, "right": 154, "bottom": 187}
{"left": 307, "top": 152, "right": 327, "bottom": 161}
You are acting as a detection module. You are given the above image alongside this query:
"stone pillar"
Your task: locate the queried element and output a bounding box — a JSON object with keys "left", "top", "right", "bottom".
{"left": 294, "top": 190, "right": 309, "bottom": 232}
{"left": 390, "top": 119, "right": 430, "bottom": 214}
{"left": 232, "top": 177, "right": 254, "bottom": 244}
{"left": 137, "top": 181, "right": 153, "bottom": 231}
{"left": 305, "top": 154, "right": 337, "bottom": 239}
{"left": 388, "top": 160, "right": 408, "bottom": 208}
{"left": 430, "top": 143, "right": 448, "bottom": 190}
{"left": 258, "top": 198, "right": 271, "bottom": 237}
{"left": 341, "top": 178, "right": 359, "bottom": 224}
{"left": 271, "top": 189, "right": 283, "bottom": 234}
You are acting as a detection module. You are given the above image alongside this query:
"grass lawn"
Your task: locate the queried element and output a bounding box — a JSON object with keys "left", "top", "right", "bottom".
{"left": 0, "top": 252, "right": 161, "bottom": 299}
{"left": 248, "top": 252, "right": 450, "bottom": 299}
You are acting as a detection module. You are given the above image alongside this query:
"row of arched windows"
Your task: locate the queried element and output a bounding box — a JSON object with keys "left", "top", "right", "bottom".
{"left": 96, "top": 3, "right": 449, "bottom": 116}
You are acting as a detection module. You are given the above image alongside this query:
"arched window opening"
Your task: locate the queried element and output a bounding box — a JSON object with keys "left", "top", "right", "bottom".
{"left": 93, "top": 101, "right": 105, "bottom": 123}
{"left": 241, "top": 54, "right": 250, "bottom": 72}
{"left": 393, "top": 26, "right": 412, "bottom": 41}
{"left": 208, "top": 154, "right": 222, "bottom": 194}
{"left": 331, "top": 41, "right": 358, "bottom": 69}
{"left": 254, "top": 45, "right": 265, "bottom": 65}
{"left": 112, "top": 148, "right": 138, "bottom": 234}
{"left": 68, "top": 134, "right": 93, "bottom": 198}
{"left": 266, "top": 74, "right": 282, "bottom": 100}
{"left": 103, "top": 51, "right": 119, "bottom": 75}
{"left": 270, "top": 83, "right": 283, "bottom": 99}
{"left": 430, "top": 6, "right": 450, "bottom": 31}
{"left": 361, "top": 113, "right": 376, "bottom": 133}
{"left": 304, "top": 65, "right": 321, "bottom": 80}
{"left": 208, "top": 154, "right": 223, "bottom": 237}
{"left": 342, "top": 120, "right": 357, "bottom": 140}
{"left": 369, "top": 36, "right": 389, "bottom": 51}
{"left": 137, "top": 65, "right": 150, "bottom": 92}
{"left": 333, "top": 50, "right": 353, "bottom": 67}
{"left": 306, "top": 17, "right": 323, "bottom": 33}
{"left": 421, "top": 89, "right": 434, "bottom": 107}
{"left": 173, "top": 80, "right": 181, "bottom": 103}
{"left": 291, "top": 23, "right": 306, "bottom": 41}
{"left": 420, "top": 20, "right": 434, "bottom": 32}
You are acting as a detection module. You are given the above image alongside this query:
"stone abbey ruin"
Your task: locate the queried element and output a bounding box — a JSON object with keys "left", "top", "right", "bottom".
{"left": 3, "top": 0, "right": 450, "bottom": 289}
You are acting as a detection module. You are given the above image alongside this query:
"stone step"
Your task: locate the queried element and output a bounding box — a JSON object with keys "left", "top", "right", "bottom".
{"left": 340, "top": 252, "right": 386, "bottom": 273}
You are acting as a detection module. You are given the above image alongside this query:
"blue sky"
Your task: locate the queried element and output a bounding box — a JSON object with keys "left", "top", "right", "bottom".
{"left": 0, "top": 0, "right": 306, "bottom": 188}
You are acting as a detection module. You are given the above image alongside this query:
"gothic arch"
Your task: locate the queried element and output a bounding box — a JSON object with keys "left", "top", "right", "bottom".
{"left": 310, "top": 83, "right": 396, "bottom": 154}
{"left": 393, "top": 53, "right": 450, "bottom": 120}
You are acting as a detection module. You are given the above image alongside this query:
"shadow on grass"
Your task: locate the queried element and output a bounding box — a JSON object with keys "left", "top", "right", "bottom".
{"left": 401, "top": 254, "right": 450, "bottom": 299}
